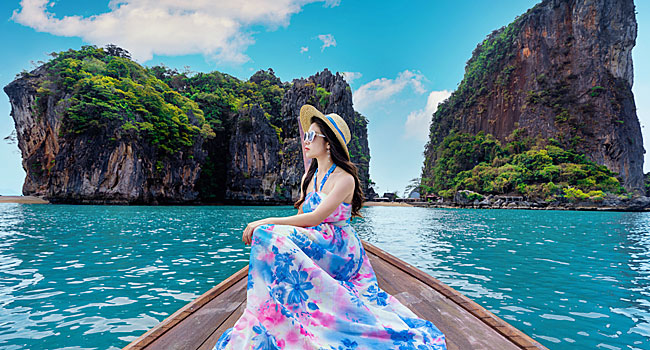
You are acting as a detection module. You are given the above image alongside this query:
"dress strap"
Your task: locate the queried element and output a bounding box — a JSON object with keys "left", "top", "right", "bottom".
{"left": 319, "top": 164, "right": 337, "bottom": 191}
{"left": 313, "top": 169, "right": 318, "bottom": 192}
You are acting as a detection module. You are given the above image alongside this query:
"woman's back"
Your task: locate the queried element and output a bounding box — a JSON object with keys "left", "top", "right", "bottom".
{"left": 303, "top": 190, "right": 352, "bottom": 224}
{"left": 302, "top": 163, "right": 353, "bottom": 224}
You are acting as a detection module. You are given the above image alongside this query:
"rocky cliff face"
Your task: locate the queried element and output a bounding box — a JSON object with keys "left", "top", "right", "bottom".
{"left": 4, "top": 66, "right": 207, "bottom": 204}
{"left": 225, "top": 69, "right": 371, "bottom": 203}
{"left": 225, "top": 105, "right": 286, "bottom": 203}
{"left": 423, "top": 0, "right": 643, "bottom": 192}
{"left": 5, "top": 59, "right": 370, "bottom": 204}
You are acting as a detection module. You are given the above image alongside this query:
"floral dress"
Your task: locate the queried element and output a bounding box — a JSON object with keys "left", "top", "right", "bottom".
{"left": 214, "top": 164, "right": 447, "bottom": 350}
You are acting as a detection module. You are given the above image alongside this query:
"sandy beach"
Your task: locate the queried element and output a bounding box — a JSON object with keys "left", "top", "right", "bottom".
{"left": 0, "top": 196, "right": 50, "bottom": 204}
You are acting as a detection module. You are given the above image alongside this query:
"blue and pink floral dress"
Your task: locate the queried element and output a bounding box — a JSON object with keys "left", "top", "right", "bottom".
{"left": 214, "top": 164, "right": 447, "bottom": 349}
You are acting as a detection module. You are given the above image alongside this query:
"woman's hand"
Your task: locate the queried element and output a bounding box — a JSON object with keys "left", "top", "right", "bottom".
{"left": 242, "top": 218, "right": 274, "bottom": 245}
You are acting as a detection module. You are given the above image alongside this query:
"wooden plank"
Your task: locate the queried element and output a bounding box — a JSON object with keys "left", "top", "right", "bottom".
{"left": 148, "top": 278, "right": 247, "bottom": 350}
{"left": 198, "top": 300, "right": 247, "bottom": 350}
{"left": 362, "top": 241, "right": 548, "bottom": 350}
{"left": 369, "top": 253, "right": 520, "bottom": 350}
{"left": 123, "top": 265, "right": 249, "bottom": 350}
{"left": 372, "top": 262, "right": 464, "bottom": 350}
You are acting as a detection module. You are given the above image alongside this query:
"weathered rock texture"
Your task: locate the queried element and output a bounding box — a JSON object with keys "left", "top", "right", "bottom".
{"left": 225, "top": 104, "right": 286, "bottom": 203}
{"left": 423, "top": 0, "right": 643, "bottom": 192}
{"left": 4, "top": 66, "right": 206, "bottom": 204}
{"left": 225, "top": 69, "right": 371, "bottom": 203}
{"left": 5, "top": 66, "right": 370, "bottom": 204}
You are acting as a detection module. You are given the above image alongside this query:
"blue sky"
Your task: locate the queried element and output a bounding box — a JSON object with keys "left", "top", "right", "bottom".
{"left": 1, "top": 0, "right": 649, "bottom": 196}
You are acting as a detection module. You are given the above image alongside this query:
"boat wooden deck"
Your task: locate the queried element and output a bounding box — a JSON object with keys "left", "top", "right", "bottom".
{"left": 123, "top": 241, "right": 548, "bottom": 350}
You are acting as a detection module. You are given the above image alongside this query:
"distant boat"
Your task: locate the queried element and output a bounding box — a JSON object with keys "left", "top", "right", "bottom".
{"left": 122, "top": 240, "right": 548, "bottom": 350}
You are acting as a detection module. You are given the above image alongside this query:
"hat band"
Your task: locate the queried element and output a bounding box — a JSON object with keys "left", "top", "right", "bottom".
{"left": 325, "top": 115, "right": 347, "bottom": 144}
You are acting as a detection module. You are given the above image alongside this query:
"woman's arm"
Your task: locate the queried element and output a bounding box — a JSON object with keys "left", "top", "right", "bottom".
{"left": 242, "top": 173, "right": 355, "bottom": 244}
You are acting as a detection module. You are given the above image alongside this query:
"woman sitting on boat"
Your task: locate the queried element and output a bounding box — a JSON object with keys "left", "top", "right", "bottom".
{"left": 214, "top": 104, "right": 447, "bottom": 350}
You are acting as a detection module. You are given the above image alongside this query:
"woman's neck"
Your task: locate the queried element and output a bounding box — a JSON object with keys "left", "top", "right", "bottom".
{"left": 315, "top": 156, "right": 334, "bottom": 175}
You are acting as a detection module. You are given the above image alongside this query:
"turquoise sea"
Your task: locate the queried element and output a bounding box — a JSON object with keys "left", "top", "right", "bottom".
{"left": 0, "top": 203, "right": 648, "bottom": 349}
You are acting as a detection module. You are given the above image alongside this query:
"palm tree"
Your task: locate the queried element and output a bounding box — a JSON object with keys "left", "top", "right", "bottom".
{"left": 403, "top": 177, "right": 421, "bottom": 198}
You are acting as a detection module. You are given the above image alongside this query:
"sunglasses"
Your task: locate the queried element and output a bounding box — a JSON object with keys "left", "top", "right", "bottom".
{"left": 303, "top": 130, "right": 326, "bottom": 143}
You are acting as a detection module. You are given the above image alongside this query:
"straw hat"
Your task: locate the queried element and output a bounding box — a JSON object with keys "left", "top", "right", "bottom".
{"left": 300, "top": 104, "right": 351, "bottom": 160}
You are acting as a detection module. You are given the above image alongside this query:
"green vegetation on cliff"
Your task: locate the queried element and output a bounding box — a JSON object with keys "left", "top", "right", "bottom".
{"left": 148, "top": 65, "right": 289, "bottom": 134}
{"left": 31, "top": 45, "right": 214, "bottom": 154}
{"left": 421, "top": 129, "right": 626, "bottom": 201}
{"left": 147, "top": 65, "right": 290, "bottom": 201}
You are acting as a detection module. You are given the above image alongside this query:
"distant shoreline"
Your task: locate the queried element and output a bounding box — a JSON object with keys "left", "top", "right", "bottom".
{"left": 409, "top": 202, "right": 650, "bottom": 212}
{"left": 2, "top": 196, "right": 646, "bottom": 211}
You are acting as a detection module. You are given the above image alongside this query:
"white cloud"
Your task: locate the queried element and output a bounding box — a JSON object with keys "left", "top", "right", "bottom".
{"left": 317, "top": 34, "right": 336, "bottom": 51}
{"left": 404, "top": 90, "right": 452, "bottom": 141}
{"left": 11, "top": 0, "right": 339, "bottom": 63}
{"left": 300, "top": 46, "right": 309, "bottom": 54}
{"left": 341, "top": 71, "right": 362, "bottom": 84}
{"left": 352, "top": 70, "right": 426, "bottom": 110}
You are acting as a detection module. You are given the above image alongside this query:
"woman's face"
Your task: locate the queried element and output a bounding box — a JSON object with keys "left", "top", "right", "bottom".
{"left": 303, "top": 123, "right": 328, "bottom": 159}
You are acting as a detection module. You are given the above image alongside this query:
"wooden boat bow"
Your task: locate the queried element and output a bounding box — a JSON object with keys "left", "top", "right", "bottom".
{"left": 123, "top": 240, "right": 548, "bottom": 350}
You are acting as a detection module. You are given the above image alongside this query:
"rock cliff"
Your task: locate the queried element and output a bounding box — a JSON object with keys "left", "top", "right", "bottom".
{"left": 4, "top": 47, "right": 371, "bottom": 204}
{"left": 225, "top": 104, "right": 286, "bottom": 203}
{"left": 422, "top": 0, "right": 643, "bottom": 193}
{"left": 4, "top": 65, "right": 207, "bottom": 204}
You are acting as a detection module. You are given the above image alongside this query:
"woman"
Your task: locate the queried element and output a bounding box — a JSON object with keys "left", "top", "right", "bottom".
{"left": 214, "top": 104, "right": 447, "bottom": 350}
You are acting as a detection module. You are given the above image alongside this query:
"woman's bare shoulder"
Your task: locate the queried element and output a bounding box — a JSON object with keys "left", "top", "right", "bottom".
{"left": 335, "top": 170, "right": 355, "bottom": 203}
{"left": 333, "top": 169, "right": 355, "bottom": 188}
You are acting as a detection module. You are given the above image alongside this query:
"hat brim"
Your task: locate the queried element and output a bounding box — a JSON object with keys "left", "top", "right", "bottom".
{"left": 299, "top": 104, "right": 350, "bottom": 160}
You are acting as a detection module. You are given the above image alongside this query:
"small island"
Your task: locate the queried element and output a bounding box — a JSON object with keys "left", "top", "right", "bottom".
{"left": 413, "top": 0, "right": 647, "bottom": 211}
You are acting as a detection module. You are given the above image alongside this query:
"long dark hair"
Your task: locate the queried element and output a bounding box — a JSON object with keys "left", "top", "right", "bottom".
{"left": 294, "top": 117, "right": 365, "bottom": 218}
